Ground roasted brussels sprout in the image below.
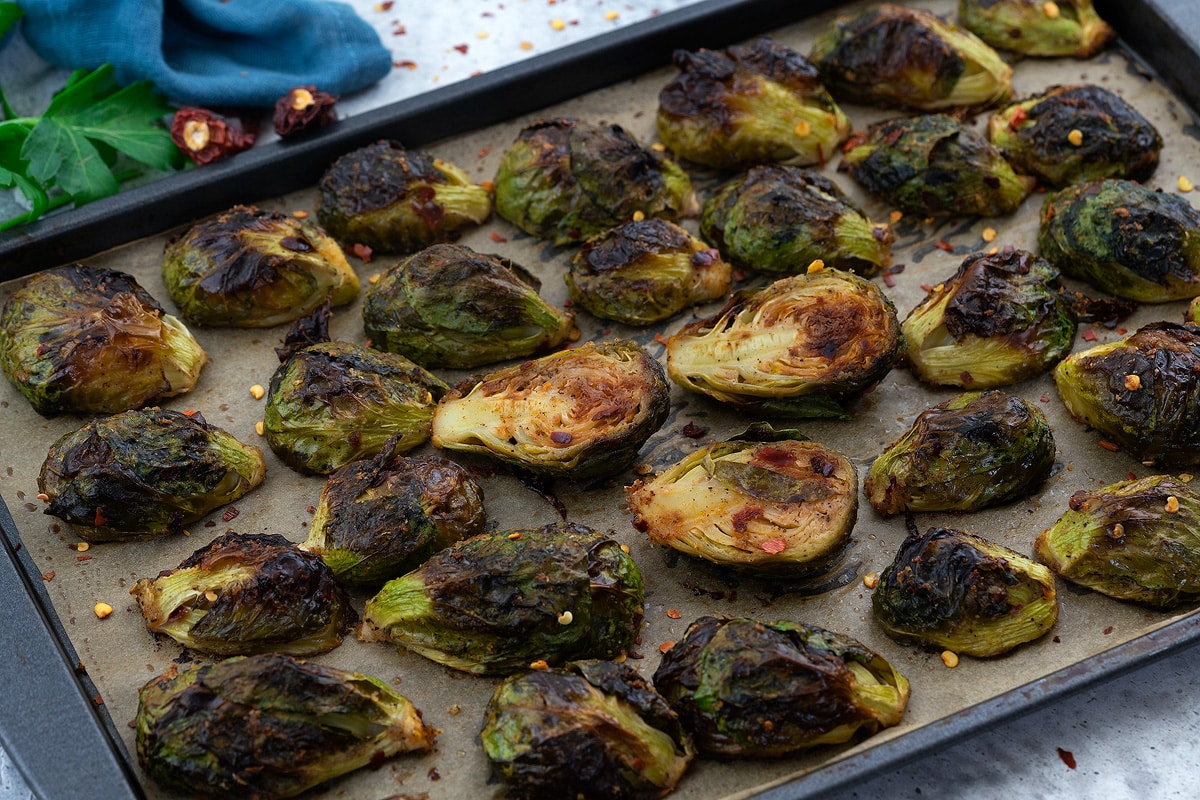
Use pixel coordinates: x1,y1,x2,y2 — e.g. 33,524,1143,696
653,616,910,757
136,653,434,800
809,4,1012,110
655,37,851,170
362,242,574,368
627,425,857,575
0,264,206,416
493,118,697,246
130,532,351,656
902,248,1076,387
840,114,1035,217
302,438,486,587
161,205,360,328
481,660,694,800
864,390,1056,516
700,165,893,276
263,341,448,475
37,408,265,542
989,85,1161,188
1038,179,1200,302
872,525,1058,657
360,522,645,674
431,339,670,479
565,218,731,325
666,269,902,418
1036,475,1200,608
316,139,491,253
1053,322,1200,467
960,0,1115,57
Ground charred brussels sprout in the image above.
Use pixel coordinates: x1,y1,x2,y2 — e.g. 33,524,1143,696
363,243,574,368
38,408,265,542
701,165,893,276
316,140,491,253
653,616,910,757
1053,322,1200,467
864,390,1056,516
1038,179,1200,302
360,522,645,674
960,0,1115,57
136,653,434,799
810,4,1012,110
841,114,1034,217
989,85,1161,188
627,426,857,575
130,532,351,656
873,526,1058,656
566,218,731,325
303,439,486,587
0,264,206,416
902,248,1076,387
656,37,851,170
481,660,694,799
493,118,697,246
666,269,902,419
162,205,360,328
431,339,669,479
1036,475,1200,608
263,341,448,475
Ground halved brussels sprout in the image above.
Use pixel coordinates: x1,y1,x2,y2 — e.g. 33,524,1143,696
136,653,434,799
1038,179,1200,302
130,532,351,656
666,269,902,418
840,114,1035,217
959,0,1115,57
653,616,910,757
0,264,206,416
431,339,670,479
360,522,645,675
656,37,851,170
627,425,856,575
989,85,1161,188
566,218,731,326
864,390,1056,516
1036,475,1200,607
700,165,893,276
316,139,491,253
1053,322,1200,467
363,243,574,368
481,660,694,800
162,205,360,327
302,438,487,587
810,3,1012,110
873,525,1058,657
38,408,265,542
493,118,697,246
263,341,448,475
902,248,1076,387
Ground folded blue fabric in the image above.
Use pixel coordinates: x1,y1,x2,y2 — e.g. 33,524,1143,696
17,0,393,107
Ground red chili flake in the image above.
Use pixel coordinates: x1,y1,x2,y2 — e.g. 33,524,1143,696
1098,440,1120,452
1127,471,1137,480
841,131,868,153
731,505,763,533
659,641,675,654
883,272,896,287
478,146,492,157
273,86,338,138
631,517,649,532
94,507,107,526
349,242,374,262
666,608,682,619
1040,395,1051,403
170,107,258,165
1103,626,1114,634
392,24,407,36
680,422,708,439
960,370,974,385
732,268,747,282
1009,107,1028,129
935,239,954,252
222,507,240,522
453,43,469,54
919,283,934,293
654,333,670,346
1081,328,1098,341
489,231,508,243
1057,748,1076,769
307,505,316,514
754,446,796,468
77,555,92,562
550,431,573,445
93,694,104,706
41,571,55,582
394,59,417,68
377,1,394,9
759,537,787,554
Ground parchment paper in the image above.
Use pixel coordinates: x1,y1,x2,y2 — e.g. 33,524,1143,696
2,1,1198,798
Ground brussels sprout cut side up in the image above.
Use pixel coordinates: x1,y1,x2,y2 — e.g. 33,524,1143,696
653,616,910,757
38,407,265,542
959,0,1116,58
136,653,434,800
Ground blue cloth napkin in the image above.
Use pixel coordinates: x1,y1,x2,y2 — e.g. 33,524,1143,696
16,0,394,106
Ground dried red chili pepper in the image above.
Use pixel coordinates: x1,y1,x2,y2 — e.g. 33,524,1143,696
170,107,259,165
273,86,338,138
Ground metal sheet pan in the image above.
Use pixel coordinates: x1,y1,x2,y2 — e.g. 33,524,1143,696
2,1,1199,799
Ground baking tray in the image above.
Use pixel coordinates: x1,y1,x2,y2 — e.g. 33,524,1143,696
2,1,1199,799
